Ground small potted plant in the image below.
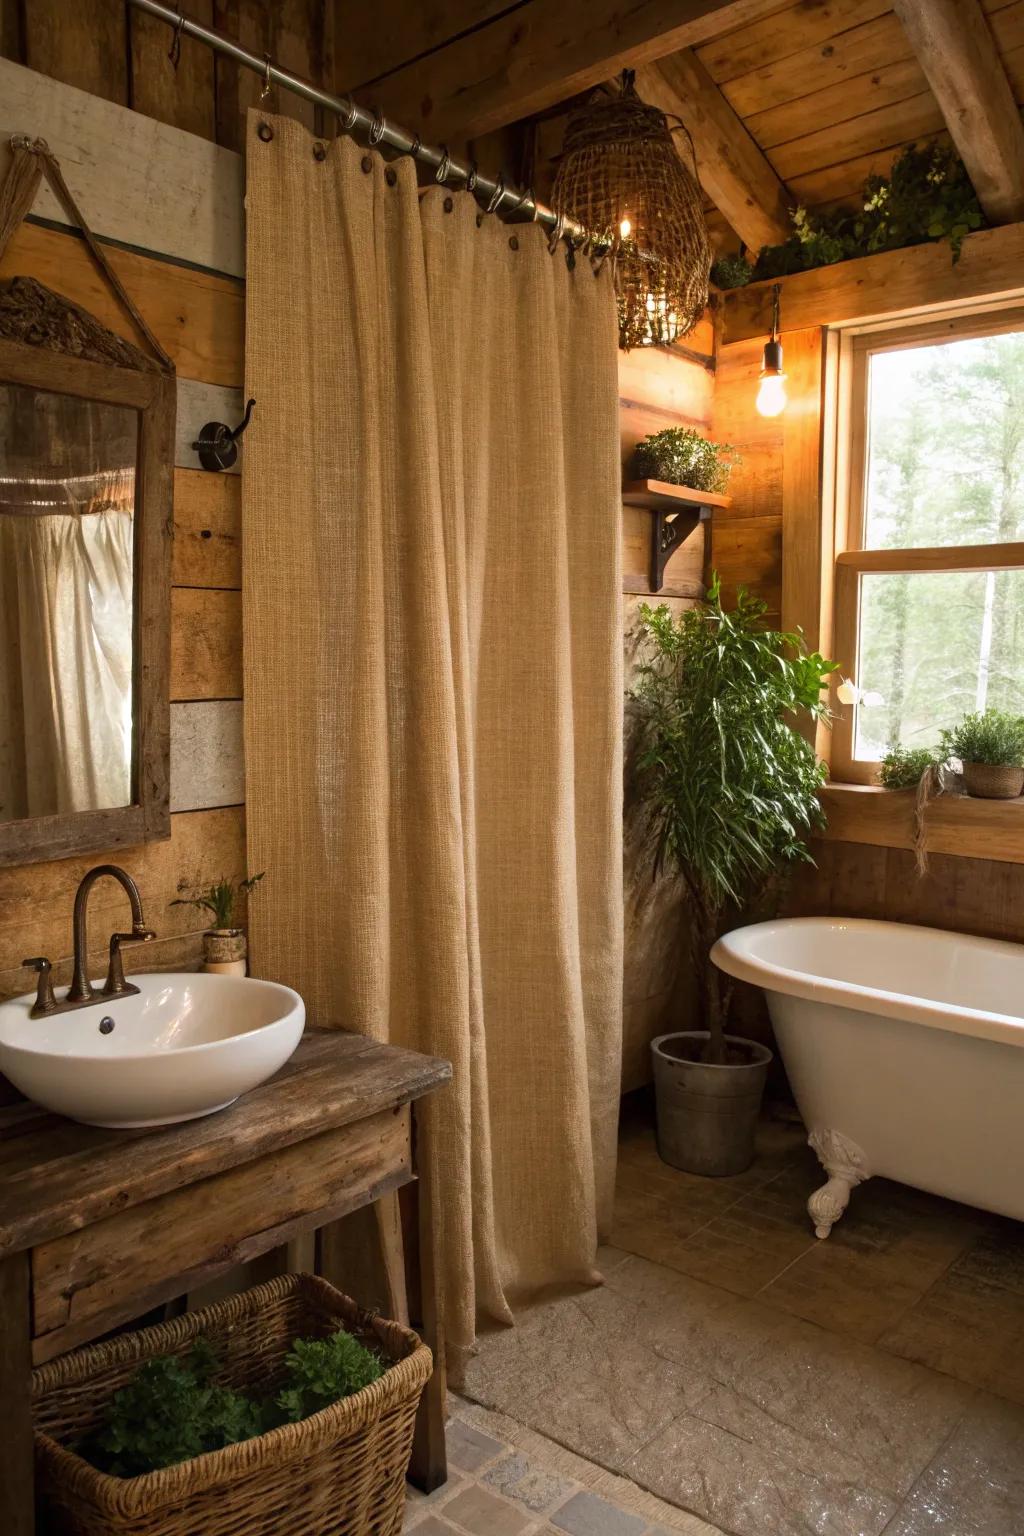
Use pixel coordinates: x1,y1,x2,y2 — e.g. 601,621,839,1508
629,426,737,494
630,580,834,1176
940,709,1024,799
172,872,265,975
878,744,936,790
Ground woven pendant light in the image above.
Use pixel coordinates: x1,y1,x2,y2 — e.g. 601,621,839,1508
552,73,712,350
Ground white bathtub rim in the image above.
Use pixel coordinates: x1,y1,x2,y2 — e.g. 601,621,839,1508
710,916,1024,1050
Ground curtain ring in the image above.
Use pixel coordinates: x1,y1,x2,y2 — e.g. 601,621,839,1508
368,108,386,147
409,132,422,161
547,208,566,254
465,160,479,194
435,145,452,184
484,174,506,215
341,95,358,132
168,3,184,69
259,55,272,102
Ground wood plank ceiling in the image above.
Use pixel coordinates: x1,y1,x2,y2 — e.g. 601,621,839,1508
339,0,1024,256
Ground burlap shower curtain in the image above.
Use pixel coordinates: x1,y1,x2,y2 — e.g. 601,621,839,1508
244,115,623,1367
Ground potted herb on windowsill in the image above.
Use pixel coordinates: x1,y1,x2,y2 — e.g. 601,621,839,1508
630,580,835,1176
172,873,265,975
940,710,1024,799
878,745,937,791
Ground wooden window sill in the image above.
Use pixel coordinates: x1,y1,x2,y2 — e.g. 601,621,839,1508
819,782,1024,865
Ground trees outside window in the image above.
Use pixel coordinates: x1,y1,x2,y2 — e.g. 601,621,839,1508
832,317,1024,781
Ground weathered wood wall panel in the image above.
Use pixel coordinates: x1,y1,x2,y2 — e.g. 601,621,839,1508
0,58,244,275
619,338,715,1090
1,2,332,153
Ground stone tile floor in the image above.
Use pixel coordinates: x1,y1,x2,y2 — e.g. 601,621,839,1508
456,1099,1024,1536
405,1400,721,1534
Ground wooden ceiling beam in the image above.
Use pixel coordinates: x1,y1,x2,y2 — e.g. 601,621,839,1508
891,0,1024,224
634,48,792,252
351,0,793,143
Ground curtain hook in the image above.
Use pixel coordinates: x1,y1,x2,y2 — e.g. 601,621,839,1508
465,160,479,194
409,132,422,161
435,145,452,184
485,174,506,215
547,208,566,255
368,108,386,147
259,54,272,102
168,3,184,69
341,94,358,132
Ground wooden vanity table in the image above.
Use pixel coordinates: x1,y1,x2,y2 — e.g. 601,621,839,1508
0,1029,452,1534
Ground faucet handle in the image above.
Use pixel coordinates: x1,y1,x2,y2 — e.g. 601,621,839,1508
103,929,157,997
22,957,57,1017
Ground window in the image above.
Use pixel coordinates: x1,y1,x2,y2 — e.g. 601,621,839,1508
831,311,1024,783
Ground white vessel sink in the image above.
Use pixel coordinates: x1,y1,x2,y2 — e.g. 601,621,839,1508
0,973,305,1128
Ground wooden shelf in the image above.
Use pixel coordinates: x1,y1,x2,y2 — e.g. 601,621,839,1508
621,480,731,594
622,479,732,512
819,782,1024,866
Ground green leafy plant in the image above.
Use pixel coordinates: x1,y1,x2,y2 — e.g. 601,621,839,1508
940,709,1024,766
275,1333,383,1423
749,142,985,283
710,252,754,290
878,744,936,790
629,427,737,494
630,579,835,1063
171,872,265,930
83,1342,262,1477
83,1330,384,1478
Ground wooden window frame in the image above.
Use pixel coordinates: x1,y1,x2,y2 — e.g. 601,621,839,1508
830,307,1024,785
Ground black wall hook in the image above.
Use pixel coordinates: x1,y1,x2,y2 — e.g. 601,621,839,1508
193,397,255,471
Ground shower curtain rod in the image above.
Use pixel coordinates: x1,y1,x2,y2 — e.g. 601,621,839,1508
127,0,597,248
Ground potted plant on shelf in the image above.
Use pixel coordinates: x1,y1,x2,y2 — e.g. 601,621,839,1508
940,709,1024,799
629,426,736,494
172,872,265,975
630,579,835,1176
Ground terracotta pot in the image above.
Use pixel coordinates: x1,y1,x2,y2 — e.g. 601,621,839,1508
202,928,247,976
961,762,1024,799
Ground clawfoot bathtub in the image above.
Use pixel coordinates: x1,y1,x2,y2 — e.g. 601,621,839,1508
711,918,1024,1237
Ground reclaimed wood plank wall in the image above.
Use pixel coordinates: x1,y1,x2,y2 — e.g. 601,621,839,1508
0,0,333,153
618,321,716,1091
0,53,257,1001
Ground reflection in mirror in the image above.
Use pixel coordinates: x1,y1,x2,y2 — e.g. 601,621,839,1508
0,384,139,824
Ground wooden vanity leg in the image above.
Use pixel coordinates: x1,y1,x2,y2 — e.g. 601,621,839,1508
407,1106,447,1493
0,1250,34,1536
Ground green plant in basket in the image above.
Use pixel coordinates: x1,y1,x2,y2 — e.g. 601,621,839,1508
940,709,1024,766
629,427,737,495
82,1330,384,1477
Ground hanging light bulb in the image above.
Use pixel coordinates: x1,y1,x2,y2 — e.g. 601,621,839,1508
756,282,788,417
619,214,632,239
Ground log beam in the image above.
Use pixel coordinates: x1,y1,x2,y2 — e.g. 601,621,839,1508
634,48,792,251
892,0,1024,224
349,0,793,142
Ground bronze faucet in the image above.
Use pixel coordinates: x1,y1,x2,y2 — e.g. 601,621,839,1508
23,864,156,1019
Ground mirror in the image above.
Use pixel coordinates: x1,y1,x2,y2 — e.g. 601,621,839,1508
0,386,138,822
0,279,174,866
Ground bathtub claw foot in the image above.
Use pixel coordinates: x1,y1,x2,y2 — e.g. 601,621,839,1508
807,1130,870,1239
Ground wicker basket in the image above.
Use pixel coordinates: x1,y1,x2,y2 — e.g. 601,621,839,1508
961,761,1024,798
32,1273,433,1536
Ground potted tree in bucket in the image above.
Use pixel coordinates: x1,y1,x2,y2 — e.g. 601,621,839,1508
630,581,834,1175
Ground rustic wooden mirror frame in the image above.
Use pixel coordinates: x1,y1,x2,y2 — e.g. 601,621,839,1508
0,285,175,867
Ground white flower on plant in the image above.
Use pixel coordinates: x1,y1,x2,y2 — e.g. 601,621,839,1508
837,677,885,707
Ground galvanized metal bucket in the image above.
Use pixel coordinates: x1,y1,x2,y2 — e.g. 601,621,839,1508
651,1031,773,1177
